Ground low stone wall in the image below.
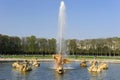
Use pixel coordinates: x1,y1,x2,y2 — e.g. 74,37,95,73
0,58,120,63
0,58,53,62
71,59,120,63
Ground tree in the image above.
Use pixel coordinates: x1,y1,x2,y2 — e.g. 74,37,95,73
68,39,77,55
26,35,38,54
8,36,21,54
38,38,48,55
48,38,56,54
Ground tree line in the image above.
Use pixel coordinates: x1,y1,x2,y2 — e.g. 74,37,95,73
0,34,56,55
71,38,120,56
0,34,120,56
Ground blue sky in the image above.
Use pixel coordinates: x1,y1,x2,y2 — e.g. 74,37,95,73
0,0,120,40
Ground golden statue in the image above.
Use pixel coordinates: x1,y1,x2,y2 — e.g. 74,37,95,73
52,52,70,74
80,59,87,67
12,60,32,72
88,59,108,73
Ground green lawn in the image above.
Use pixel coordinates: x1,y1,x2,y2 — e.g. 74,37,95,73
1,55,120,60
1,55,52,59
68,55,120,60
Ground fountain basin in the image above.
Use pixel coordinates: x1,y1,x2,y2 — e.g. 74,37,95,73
0,61,120,80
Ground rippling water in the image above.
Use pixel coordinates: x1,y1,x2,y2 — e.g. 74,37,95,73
0,61,120,80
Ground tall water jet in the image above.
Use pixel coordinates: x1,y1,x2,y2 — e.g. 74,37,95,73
52,1,70,74
57,1,67,55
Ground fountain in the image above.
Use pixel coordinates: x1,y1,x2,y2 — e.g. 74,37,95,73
12,59,40,72
12,60,32,72
1,61,119,80
52,1,70,74
57,1,67,55
88,59,108,73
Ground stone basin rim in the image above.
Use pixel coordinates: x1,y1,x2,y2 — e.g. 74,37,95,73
0,58,120,63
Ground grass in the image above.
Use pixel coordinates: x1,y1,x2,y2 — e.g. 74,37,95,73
1,55,52,59
68,55,120,60
1,55,120,60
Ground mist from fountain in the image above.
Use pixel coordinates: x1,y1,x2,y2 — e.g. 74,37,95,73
57,1,67,57
51,1,75,70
